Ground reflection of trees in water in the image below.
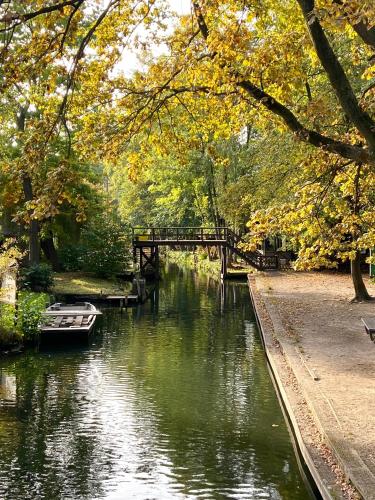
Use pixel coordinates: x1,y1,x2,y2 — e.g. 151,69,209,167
0,351,112,499
0,265,310,499
105,265,309,498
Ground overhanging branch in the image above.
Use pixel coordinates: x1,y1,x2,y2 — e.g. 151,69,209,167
0,0,83,24
191,1,374,165
332,0,375,50
297,0,375,151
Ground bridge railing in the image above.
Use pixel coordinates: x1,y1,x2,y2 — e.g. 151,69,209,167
132,227,229,243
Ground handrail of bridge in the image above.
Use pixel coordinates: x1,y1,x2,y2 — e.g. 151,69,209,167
132,227,230,242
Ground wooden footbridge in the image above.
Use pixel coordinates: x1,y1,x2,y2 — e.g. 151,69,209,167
132,227,280,279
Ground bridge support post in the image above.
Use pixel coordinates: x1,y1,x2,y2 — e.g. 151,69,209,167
220,246,227,281
134,244,160,280
153,245,159,279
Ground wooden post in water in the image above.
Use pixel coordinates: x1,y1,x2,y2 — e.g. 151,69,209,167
154,245,159,279
220,246,227,281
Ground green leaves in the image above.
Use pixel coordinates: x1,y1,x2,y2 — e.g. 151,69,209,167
75,210,131,278
16,291,50,341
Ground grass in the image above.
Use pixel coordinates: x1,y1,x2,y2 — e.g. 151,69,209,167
52,272,131,295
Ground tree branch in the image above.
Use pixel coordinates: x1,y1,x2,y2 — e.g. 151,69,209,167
191,1,374,165
59,0,84,52
0,1,83,24
351,21,375,51
332,0,375,50
296,0,375,152
49,0,118,138
237,80,372,164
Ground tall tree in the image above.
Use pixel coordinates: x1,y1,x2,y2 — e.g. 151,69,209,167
79,0,373,299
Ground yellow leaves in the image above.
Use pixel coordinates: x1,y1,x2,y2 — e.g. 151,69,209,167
126,151,142,182
363,64,375,81
316,0,375,31
0,240,23,275
245,151,375,270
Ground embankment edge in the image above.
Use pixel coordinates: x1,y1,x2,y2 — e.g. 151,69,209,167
248,275,348,500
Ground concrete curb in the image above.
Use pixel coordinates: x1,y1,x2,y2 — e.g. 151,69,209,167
248,275,350,500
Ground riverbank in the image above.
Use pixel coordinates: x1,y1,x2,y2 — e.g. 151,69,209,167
0,273,128,351
249,271,375,500
166,250,221,275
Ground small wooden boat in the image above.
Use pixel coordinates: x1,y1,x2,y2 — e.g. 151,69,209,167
39,302,102,338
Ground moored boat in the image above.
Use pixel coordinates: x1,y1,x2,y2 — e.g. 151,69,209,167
39,302,102,338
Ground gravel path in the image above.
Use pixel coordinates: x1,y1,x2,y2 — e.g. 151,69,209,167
252,271,375,500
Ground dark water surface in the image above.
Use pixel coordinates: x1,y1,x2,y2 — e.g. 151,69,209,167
0,265,313,499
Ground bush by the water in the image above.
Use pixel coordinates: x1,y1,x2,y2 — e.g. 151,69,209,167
167,250,221,276
0,303,21,345
0,292,49,344
16,291,50,341
20,263,54,291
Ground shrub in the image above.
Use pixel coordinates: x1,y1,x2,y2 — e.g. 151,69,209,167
58,244,84,272
198,251,208,261
0,303,15,331
20,263,54,291
58,212,131,278
80,213,131,278
16,291,50,341
0,303,21,346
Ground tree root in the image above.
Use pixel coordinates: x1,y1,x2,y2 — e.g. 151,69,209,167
350,295,374,303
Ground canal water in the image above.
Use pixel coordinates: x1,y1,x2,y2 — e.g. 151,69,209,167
0,265,313,499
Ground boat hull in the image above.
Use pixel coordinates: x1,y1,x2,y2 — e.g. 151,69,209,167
39,302,100,342
40,320,96,337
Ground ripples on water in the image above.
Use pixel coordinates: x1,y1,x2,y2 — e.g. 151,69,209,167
0,265,312,499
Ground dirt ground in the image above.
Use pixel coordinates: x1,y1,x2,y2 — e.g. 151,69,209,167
252,271,375,500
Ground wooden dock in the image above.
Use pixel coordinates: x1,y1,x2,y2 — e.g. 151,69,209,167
106,294,139,307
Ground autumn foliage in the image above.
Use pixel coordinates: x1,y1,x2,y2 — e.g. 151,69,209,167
0,1,374,298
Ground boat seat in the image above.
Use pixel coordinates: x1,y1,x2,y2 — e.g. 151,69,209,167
53,317,63,328
73,315,84,327
62,317,74,326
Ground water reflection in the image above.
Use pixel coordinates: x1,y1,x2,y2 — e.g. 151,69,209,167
0,264,312,499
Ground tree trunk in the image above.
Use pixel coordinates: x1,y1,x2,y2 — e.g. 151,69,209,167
351,252,371,301
23,176,40,266
41,234,61,271
17,105,40,266
1,206,19,238
29,220,40,266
